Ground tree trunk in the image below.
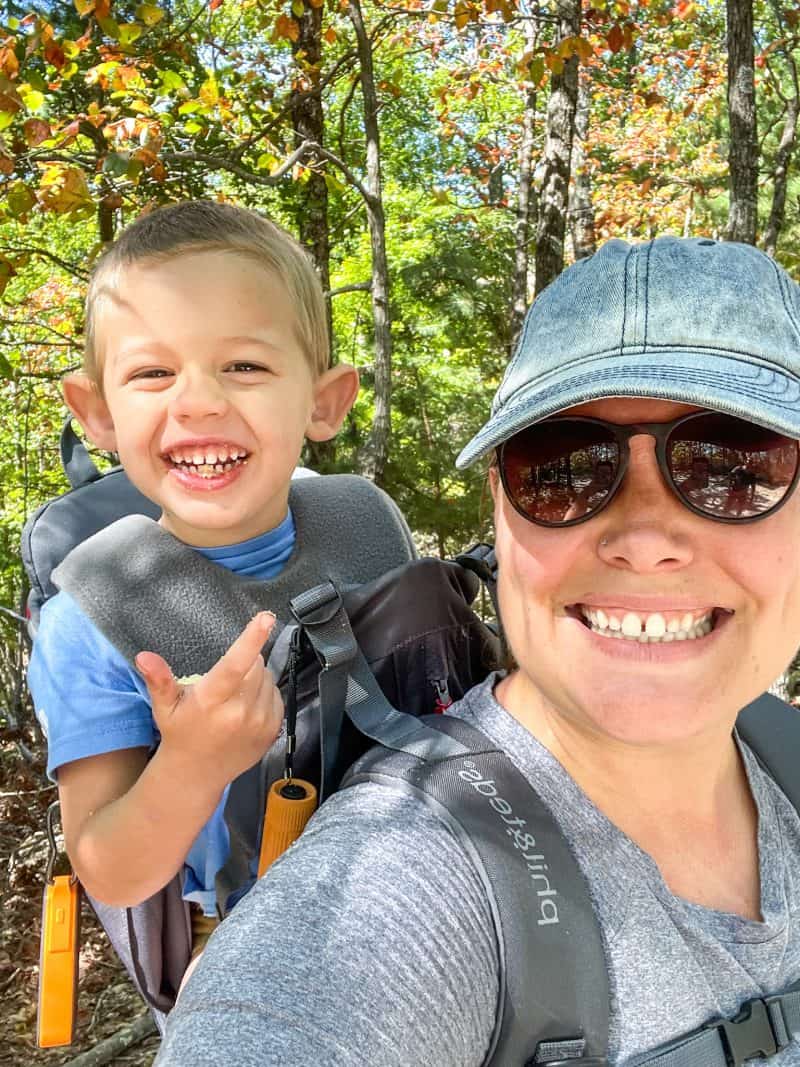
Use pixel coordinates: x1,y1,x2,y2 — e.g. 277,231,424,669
534,0,581,294
568,75,596,261
725,0,758,244
349,0,392,486
290,0,336,470
290,1,331,309
509,18,538,350
762,13,799,258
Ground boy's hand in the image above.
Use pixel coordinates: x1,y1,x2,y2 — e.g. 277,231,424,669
135,612,283,788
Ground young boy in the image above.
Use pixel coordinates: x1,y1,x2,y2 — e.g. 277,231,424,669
27,201,362,947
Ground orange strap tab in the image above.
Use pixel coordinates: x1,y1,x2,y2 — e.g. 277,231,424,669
258,778,318,877
37,875,81,1048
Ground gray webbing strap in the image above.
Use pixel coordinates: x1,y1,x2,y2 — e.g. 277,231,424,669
59,417,101,489
290,581,468,798
736,692,800,813
632,987,800,1067
455,543,499,620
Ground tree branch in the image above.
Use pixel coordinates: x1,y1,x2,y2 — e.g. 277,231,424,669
327,281,372,298
60,1014,157,1067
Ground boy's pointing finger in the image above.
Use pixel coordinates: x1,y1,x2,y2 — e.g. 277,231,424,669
197,611,276,705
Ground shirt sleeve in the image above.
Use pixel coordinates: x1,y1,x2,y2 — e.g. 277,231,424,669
155,782,499,1067
27,591,155,779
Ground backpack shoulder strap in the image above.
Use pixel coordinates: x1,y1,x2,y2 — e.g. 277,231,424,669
736,692,800,812
49,473,417,678
343,716,609,1067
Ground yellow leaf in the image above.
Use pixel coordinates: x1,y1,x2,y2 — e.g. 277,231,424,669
20,88,45,112
199,77,219,105
136,4,165,25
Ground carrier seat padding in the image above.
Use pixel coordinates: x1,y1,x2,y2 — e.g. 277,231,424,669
51,473,417,678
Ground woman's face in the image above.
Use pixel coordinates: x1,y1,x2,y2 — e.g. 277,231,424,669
492,397,800,747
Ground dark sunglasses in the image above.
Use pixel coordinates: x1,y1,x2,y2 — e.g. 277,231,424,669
497,411,800,527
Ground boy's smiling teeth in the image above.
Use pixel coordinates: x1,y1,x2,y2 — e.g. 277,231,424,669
166,446,249,477
578,605,715,642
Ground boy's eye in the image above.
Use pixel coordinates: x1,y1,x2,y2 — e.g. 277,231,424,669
130,368,172,380
227,361,268,373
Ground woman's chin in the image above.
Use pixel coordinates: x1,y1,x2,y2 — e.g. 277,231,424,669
563,682,741,747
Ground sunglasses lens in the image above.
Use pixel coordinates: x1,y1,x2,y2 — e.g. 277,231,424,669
668,414,800,519
500,421,620,524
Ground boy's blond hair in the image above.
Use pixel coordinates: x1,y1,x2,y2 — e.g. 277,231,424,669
84,200,329,383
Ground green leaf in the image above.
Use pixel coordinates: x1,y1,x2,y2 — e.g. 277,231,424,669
324,172,347,194
102,151,130,177
119,23,143,46
7,181,36,217
98,16,121,39
292,0,305,16
528,56,545,83
26,70,47,92
0,351,13,377
159,70,186,92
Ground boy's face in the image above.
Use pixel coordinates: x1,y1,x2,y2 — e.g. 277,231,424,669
71,251,353,547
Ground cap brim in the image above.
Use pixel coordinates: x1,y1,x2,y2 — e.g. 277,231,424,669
456,349,800,468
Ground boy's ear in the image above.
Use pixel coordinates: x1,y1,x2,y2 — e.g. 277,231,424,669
306,363,360,441
62,372,118,452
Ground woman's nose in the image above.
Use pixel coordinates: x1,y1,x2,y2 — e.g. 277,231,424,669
597,437,695,572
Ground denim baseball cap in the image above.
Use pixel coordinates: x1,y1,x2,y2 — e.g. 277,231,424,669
456,236,800,468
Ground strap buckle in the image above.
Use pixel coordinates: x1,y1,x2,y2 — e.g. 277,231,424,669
289,580,343,627
708,996,786,1066
455,542,498,584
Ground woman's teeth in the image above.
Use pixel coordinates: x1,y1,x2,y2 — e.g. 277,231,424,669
579,607,714,642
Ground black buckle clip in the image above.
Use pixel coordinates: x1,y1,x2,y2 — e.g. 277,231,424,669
710,996,786,1066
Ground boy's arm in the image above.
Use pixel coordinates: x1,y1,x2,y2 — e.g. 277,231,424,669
58,611,283,907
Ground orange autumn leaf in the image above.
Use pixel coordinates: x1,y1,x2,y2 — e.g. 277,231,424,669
44,40,67,69
23,117,51,145
606,23,624,52
274,13,300,41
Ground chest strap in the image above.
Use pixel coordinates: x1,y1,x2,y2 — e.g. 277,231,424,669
631,986,800,1067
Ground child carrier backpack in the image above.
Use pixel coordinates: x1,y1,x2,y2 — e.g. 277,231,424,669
24,421,800,1064
23,419,503,1037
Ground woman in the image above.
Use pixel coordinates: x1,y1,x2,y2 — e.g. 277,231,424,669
155,237,800,1066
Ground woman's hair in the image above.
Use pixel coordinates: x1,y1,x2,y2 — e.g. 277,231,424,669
83,200,329,384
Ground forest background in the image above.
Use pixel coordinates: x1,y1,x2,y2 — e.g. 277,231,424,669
1,0,800,1061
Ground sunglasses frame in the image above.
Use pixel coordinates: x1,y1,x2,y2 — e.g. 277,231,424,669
497,411,800,528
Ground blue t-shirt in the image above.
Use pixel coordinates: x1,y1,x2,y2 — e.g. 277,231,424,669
27,512,296,915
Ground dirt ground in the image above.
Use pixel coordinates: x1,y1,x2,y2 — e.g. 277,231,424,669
1,733,159,1067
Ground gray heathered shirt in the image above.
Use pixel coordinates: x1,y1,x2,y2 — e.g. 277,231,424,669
155,674,800,1066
